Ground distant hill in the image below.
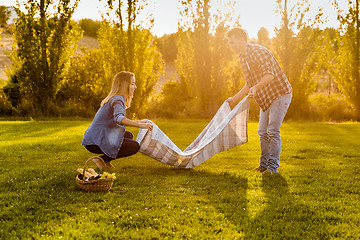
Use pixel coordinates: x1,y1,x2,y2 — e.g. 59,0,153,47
0,34,100,82
76,35,99,52
0,34,176,91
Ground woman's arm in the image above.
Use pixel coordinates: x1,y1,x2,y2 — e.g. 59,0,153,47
121,118,153,130
111,96,152,131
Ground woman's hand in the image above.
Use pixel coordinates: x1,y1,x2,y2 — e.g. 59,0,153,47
140,122,153,131
137,119,153,130
121,118,153,130
138,119,149,124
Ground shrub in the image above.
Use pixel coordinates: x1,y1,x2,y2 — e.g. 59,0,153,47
0,89,19,116
148,80,195,119
56,48,106,117
309,93,356,121
79,18,101,38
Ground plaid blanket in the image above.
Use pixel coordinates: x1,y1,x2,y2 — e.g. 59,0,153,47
136,96,249,168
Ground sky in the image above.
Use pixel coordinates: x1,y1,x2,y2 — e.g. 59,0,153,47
2,0,346,38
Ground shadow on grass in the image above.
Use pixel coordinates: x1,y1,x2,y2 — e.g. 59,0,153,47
239,174,329,239
0,164,329,239
138,167,329,239
110,166,329,238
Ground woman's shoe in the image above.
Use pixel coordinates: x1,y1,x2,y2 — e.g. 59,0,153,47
106,162,115,170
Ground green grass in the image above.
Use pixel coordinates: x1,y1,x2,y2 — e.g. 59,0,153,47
1,120,359,239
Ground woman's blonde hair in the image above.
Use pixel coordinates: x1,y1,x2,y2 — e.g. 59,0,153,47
100,71,135,108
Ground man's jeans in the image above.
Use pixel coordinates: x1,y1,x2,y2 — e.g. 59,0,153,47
257,93,292,173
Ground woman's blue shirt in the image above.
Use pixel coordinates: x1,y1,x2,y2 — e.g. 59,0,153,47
82,95,126,158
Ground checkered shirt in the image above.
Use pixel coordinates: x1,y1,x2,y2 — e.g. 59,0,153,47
239,44,292,111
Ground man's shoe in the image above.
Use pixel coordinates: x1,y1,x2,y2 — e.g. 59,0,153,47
262,169,278,175
253,166,266,172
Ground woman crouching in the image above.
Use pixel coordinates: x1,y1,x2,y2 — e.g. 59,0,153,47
82,71,152,170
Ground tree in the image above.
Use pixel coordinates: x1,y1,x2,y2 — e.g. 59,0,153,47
0,6,11,27
79,18,101,38
98,0,163,117
56,47,106,116
273,0,324,119
173,0,241,117
332,0,360,119
300,28,338,97
156,33,179,64
257,27,271,48
5,0,81,115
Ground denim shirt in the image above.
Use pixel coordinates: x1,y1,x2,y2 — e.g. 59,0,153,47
82,95,127,158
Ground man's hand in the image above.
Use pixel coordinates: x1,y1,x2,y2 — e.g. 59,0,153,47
248,85,259,97
226,97,237,109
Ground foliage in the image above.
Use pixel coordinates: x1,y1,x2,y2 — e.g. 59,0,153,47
0,5,11,27
331,0,360,119
56,47,106,117
4,0,82,116
79,18,101,38
256,27,271,48
149,80,194,118
296,1,360,120
300,28,337,97
1,121,360,239
171,0,242,118
0,89,19,116
156,33,178,63
309,93,357,121
1,1,360,121
272,0,326,119
98,0,164,117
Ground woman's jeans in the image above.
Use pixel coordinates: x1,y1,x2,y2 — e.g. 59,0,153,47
257,93,292,173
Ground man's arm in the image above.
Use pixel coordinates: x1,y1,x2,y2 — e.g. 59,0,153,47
248,73,274,96
226,83,249,108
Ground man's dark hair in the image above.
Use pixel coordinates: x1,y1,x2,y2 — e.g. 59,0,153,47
225,27,248,42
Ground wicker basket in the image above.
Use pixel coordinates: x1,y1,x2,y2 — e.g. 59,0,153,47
76,156,114,192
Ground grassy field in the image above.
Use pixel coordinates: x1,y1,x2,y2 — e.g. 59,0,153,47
0,120,359,239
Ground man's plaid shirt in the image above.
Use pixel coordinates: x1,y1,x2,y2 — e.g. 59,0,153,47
239,43,292,111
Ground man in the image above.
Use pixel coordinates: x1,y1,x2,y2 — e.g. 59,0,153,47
226,27,292,174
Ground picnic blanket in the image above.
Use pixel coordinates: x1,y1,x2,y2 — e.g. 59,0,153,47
136,96,249,168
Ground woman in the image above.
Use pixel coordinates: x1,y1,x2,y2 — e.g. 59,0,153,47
82,71,152,170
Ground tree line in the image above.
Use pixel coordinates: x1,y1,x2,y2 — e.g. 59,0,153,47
0,0,359,121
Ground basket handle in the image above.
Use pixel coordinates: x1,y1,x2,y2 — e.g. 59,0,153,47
82,156,107,182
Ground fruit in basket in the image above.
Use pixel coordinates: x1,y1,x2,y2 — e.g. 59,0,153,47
108,173,116,179
100,172,116,179
101,172,108,179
